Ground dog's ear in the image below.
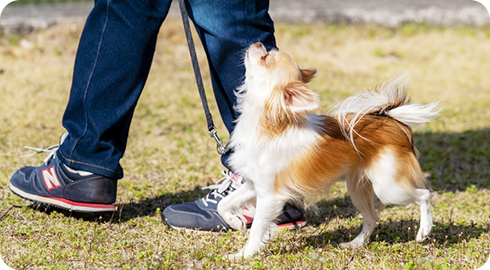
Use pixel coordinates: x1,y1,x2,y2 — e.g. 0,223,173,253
301,68,317,84
284,81,319,113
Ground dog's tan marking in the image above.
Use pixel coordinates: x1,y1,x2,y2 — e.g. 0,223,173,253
273,115,426,197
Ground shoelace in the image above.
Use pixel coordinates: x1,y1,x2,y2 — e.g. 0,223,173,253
201,170,237,207
22,144,60,165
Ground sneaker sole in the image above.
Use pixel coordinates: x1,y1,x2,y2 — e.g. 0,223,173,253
165,217,307,233
10,183,116,213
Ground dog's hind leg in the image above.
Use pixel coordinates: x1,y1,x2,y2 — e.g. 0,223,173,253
365,148,433,243
218,181,256,232
414,188,433,242
340,173,378,249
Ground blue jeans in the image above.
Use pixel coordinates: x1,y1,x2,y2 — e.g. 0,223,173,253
57,0,276,179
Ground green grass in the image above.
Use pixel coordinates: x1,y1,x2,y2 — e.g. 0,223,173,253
1,20,490,269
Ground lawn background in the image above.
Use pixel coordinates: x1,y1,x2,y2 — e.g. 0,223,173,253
0,16,489,269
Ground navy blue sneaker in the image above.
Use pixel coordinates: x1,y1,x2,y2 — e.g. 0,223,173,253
162,170,306,232
9,133,117,213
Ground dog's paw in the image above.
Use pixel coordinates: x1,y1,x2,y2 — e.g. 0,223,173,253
227,253,242,260
416,227,430,242
227,250,245,260
339,231,371,249
339,241,362,249
217,205,247,232
224,213,248,232
339,239,366,249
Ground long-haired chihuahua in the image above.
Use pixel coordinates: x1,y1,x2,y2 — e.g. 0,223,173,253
217,42,440,259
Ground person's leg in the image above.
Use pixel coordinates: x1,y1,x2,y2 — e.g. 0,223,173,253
10,0,172,212
163,0,306,231
186,0,276,132
59,0,173,179
185,0,276,168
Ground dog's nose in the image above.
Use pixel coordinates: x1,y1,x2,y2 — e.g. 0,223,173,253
249,42,266,54
252,42,263,48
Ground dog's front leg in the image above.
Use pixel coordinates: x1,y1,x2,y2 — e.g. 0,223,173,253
230,194,285,259
217,181,256,232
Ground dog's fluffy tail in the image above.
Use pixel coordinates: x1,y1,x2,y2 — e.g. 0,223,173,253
333,75,441,144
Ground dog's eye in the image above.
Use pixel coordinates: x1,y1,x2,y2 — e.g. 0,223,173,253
261,54,269,60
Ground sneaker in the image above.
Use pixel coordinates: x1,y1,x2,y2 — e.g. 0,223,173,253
9,133,117,213
162,170,307,232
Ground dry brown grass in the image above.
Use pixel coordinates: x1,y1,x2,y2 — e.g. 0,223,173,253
0,19,489,269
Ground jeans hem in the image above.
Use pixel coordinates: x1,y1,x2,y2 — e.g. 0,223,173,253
57,149,122,179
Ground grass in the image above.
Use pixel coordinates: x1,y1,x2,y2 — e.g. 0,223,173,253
0,20,490,269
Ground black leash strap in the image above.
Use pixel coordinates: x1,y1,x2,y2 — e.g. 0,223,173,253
178,0,227,155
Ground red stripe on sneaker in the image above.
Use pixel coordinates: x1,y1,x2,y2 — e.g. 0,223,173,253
277,217,307,228
50,197,115,209
9,183,115,212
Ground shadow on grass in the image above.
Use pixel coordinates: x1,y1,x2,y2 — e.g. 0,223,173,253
279,218,489,256
298,197,489,251
415,128,490,192
262,195,490,257
26,187,208,223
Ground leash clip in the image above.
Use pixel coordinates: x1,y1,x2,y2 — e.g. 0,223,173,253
179,0,227,156
208,126,227,155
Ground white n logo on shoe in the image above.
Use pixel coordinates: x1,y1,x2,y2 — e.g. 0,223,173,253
42,166,61,191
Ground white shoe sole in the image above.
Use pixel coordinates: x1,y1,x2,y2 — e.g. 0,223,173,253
10,183,116,213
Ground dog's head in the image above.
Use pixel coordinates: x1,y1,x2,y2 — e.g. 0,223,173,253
243,42,319,134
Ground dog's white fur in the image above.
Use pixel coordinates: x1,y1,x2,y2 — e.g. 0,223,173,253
217,43,439,259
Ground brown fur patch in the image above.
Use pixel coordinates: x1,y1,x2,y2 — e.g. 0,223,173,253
274,114,426,198
260,86,307,138
300,69,316,84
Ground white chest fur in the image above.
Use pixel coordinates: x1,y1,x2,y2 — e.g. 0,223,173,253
228,107,322,192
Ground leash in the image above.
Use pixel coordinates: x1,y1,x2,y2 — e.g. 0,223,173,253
178,0,227,155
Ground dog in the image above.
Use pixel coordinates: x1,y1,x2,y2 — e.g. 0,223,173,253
217,42,440,259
